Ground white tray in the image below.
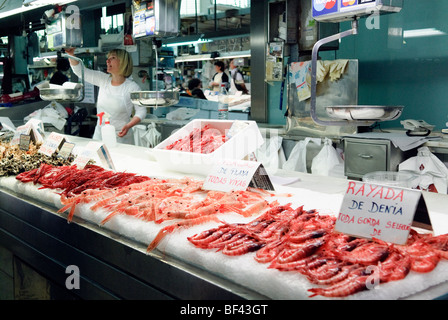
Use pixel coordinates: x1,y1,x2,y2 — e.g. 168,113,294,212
152,119,264,175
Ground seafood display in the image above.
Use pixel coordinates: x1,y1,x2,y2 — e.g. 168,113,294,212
165,124,226,154
188,203,448,298
15,163,272,252
4,148,448,299
0,141,74,177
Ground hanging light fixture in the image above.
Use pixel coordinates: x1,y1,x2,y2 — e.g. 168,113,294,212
163,38,212,48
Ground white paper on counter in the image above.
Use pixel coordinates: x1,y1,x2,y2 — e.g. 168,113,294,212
270,175,301,186
422,191,448,236
345,132,441,152
0,117,16,131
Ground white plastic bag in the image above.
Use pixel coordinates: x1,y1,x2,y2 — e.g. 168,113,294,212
254,136,286,172
134,122,161,148
144,122,162,148
133,124,147,147
166,107,199,120
24,101,68,130
399,146,448,194
311,138,344,176
283,137,320,173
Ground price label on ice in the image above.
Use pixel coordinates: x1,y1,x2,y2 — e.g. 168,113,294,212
72,148,94,169
203,159,274,192
85,141,116,171
58,142,75,160
19,134,31,151
335,181,431,245
39,132,66,157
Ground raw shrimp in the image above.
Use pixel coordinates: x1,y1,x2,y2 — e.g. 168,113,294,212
146,215,220,253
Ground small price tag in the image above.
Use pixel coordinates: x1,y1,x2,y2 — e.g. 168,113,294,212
335,181,432,245
203,159,274,192
38,132,66,157
72,148,95,169
19,134,31,151
85,141,116,171
58,142,75,160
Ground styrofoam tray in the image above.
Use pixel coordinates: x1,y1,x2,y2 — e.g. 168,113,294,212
152,119,264,175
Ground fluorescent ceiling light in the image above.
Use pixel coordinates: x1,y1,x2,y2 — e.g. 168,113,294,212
174,50,251,63
215,50,251,60
163,39,212,48
0,0,77,19
403,28,446,39
175,53,213,63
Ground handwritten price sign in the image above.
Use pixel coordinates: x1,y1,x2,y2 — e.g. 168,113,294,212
335,181,430,245
38,132,66,157
203,159,274,192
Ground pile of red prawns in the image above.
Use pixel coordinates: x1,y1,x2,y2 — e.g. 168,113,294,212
16,163,151,197
188,203,448,298
165,124,226,154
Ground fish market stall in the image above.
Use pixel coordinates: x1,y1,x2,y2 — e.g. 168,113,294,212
2,131,448,300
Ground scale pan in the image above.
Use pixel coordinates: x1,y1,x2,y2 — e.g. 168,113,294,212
130,91,179,107
326,105,404,122
39,86,84,102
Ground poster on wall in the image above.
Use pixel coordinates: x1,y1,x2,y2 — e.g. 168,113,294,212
132,1,155,38
266,42,284,82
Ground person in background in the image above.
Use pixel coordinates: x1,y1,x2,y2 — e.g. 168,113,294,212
49,57,70,85
188,78,207,99
65,47,146,145
229,59,248,95
209,61,229,92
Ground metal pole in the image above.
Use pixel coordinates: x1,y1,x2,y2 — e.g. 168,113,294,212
310,19,372,126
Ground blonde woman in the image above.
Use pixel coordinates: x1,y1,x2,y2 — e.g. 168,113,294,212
65,48,146,145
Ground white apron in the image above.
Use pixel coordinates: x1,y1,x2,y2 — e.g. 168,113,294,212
93,86,134,145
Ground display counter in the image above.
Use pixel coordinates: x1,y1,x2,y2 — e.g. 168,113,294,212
1,135,448,300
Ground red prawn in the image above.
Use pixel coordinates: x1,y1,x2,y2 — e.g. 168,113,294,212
308,274,369,298
337,240,389,266
146,215,220,253
424,234,448,260
221,235,264,256
187,226,232,249
405,240,440,273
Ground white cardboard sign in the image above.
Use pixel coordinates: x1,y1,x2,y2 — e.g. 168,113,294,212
58,141,76,160
85,141,116,171
335,181,431,245
11,124,36,146
38,132,66,157
202,159,274,192
72,148,95,170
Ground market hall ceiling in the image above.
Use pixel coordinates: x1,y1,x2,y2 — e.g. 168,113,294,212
0,0,250,37
0,0,128,36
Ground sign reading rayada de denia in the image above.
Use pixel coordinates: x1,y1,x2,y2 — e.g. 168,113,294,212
335,181,432,245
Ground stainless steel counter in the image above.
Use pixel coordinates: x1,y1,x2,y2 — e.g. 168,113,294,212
0,183,267,300
1,135,448,300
